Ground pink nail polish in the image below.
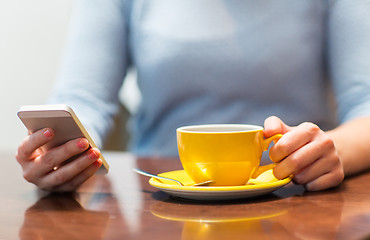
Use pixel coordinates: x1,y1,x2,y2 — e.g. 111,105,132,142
94,159,102,167
43,129,52,138
88,151,99,160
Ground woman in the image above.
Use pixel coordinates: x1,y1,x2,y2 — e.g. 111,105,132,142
16,0,370,192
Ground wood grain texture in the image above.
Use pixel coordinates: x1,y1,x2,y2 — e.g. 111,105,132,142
1,151,370,240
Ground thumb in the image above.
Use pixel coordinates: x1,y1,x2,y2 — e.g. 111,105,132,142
263,116,292,138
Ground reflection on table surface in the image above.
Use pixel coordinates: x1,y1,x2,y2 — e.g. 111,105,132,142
19,193,110,239
1,151,370,240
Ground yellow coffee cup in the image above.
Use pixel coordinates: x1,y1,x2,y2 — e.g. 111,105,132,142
176,124,282,186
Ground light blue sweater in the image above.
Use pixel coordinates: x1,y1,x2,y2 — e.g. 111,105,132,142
50,0,370,156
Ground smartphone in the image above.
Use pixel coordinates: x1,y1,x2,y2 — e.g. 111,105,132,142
17,104,109,174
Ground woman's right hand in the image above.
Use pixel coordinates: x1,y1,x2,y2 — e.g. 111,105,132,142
15,128,102,192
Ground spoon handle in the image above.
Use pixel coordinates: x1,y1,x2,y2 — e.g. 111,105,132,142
133,168,184,186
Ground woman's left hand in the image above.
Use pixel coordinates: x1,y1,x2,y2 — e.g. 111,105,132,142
264,116,344,191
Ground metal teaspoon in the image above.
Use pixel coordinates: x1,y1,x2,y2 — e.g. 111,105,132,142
133,168,214,186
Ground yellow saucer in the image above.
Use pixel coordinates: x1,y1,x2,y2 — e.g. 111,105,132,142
149,169,292,201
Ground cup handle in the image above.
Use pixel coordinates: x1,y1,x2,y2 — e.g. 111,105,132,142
251,133,283,179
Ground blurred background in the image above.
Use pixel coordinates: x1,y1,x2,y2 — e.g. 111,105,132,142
0,0,74,153
0,0,138,153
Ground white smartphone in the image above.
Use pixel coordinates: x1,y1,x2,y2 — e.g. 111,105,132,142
17,104,109,174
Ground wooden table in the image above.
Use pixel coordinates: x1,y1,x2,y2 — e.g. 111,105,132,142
1,151,370,240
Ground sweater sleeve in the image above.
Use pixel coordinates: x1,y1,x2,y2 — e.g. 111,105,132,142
49,0,130,148
328,0,370,123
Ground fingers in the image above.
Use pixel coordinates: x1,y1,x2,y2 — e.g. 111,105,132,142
36,148,102,191
16,128,54,165
269,122,321,164
39,138,90,175
265,119,344,191
303,168,344,191
291,146,344,191
272,139,325,179
52,159,102,192
23,138,91,182
271,122,332,179
16,128,102,192
264,116,292,137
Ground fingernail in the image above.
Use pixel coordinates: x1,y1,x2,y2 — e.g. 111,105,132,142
88,150,99,160
94,159,102,167
77,138,89,149
43,129,53,138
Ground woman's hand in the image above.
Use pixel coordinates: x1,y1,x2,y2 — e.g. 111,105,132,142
15,128,102,192
264,116,344,191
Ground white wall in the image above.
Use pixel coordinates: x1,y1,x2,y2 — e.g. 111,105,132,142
0,0,75,152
